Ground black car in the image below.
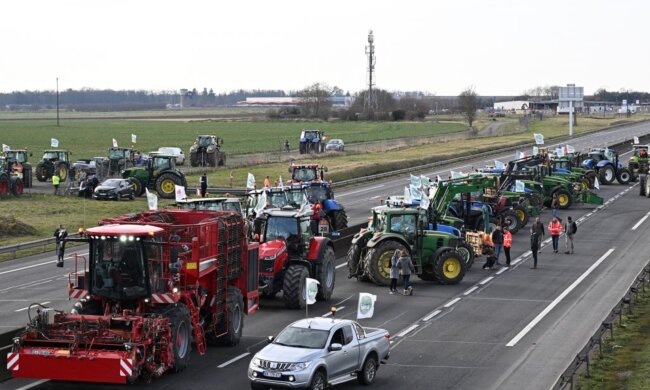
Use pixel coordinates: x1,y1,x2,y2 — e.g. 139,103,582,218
93,178,135,201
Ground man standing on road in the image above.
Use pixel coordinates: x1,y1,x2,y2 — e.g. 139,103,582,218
491,225,504,266
548,216,563,253
397,250,415,295
52,173,60,195
551,193,560,219
503,227,513,266
199,173,208,198
54,225,68,267
530,217,545,269
564,216,577,254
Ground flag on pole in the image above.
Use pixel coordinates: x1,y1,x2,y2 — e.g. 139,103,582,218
175,185,187,201
145,188,158,210
2,144,9,153
305,278,320,305
534,133,544,145
403,186,412,203
112,138,118,148
420,194,430,210
515,180,525,193
410,174,421,189
131,134,137,144
566,145,575,154
278,176,284,188
254,191,268,215
356,293,377,319
594,177,600,190
51,138,59,148
556,147,565,157
532,146,539,156
246,173,256,189
494,160,505,170
420,175,430,189
634,136,640,144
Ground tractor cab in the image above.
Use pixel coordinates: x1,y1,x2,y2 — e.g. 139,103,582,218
149,154,175,173
5,149,31,164
284,184,310,209
289,163,326,183
196,135,222,150
108,147,136,160
176,197,243,214
42,150,70,163
259,207,313,257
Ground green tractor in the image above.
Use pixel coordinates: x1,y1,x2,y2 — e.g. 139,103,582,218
0,157,24,196
104,147,139,176
3,149,33,188
35,150,72,182
347,206,466,286
122,154,187,199
628,144,649,182
189,135,226,167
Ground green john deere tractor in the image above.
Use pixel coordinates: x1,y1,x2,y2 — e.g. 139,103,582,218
35,150,71,182
105,147,139,176
122,154,187,199
347,206,465,286
628,144,649,182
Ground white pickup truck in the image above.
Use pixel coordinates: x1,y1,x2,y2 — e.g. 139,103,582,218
248,317,390,390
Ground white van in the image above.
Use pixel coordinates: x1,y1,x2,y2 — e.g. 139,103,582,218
157,147,185,166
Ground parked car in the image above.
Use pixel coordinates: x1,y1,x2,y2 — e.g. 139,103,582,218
325,139,345,152
93,178,135,200
158,147,185,166
248,317,390,389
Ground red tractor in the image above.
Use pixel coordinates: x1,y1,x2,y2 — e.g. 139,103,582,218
8,209,259,384
254,206,336,309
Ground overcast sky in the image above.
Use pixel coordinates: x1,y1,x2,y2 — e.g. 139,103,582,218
2,0,648,95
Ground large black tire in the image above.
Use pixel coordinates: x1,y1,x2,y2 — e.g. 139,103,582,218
57,163,69,182
166,304,192,372
585,170,597,188
207,152,216,167
10,177,23,196
640,175,647,196
364,240,407,286
299,143,306,154
216,287,244,346
617,168,632,185
347,242,372,282
130,177,145,197
190,153,199,167
456,242,475,270
528,192,544,208
554,188,573,209
357,353,378,385
309,369,327,390
513,204,530,227
331,209,348,231
23,165,32,188
500,209,521,234
598,165,615,185
217,153,226,167
316,246,335,301
0,174,9,196
282,265,309,309
433,250,466,285
71,299,102,315
156,172,184,199
35,162,48,182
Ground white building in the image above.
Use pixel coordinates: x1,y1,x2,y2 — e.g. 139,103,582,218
493,100,530,111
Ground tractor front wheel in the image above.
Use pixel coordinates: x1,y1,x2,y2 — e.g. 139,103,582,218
331,209,348,231
156,173,183,199
598,165,615,185
316,246,335,301
617,168,632,185
513,204,530,227
554,188,573,209
282,265,309,309
456,242,475,270
167,304,192,372
500,209,521,234
129,177,145,197
347,242,371,282
57,163,69,182
364,241,406,286
35,163,48,182
11,177,23,196
433,250,466,285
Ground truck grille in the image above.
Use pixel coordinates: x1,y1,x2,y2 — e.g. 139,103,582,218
258,359,291,371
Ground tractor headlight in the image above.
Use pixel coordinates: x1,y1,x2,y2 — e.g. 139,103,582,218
287,361,311,371
263,254,277,261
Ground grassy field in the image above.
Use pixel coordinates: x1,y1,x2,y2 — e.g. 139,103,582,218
0,119,467,156
0,107,267,119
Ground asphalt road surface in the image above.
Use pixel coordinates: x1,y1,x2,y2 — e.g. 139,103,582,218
2,122,650,390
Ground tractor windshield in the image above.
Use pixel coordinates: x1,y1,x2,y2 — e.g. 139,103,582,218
293,167,318,182
42,152,59,160
7,152,27,163
265,216,299,243
305,186,327,202
90,238,149,300
588,152,604,162
269,192,289,208
152,156,171,170
108,149,126,159
286,189,308,208
303,131,320,140
198,137,212,147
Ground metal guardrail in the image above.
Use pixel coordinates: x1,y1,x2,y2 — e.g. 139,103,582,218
552,262,650,390
0,234,80,259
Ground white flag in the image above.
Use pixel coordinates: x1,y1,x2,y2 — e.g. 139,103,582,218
246,173,256,189
2,144,9,152
51,138,59,148
145,188,158,210
112,138,118,148
532,146,539,156
494,160,505,170
420,175,430,189
356,292,377,320
534,133,544,145
175,185,187,201
556,147,565,157
420,194,430,210
410,174,421,189
404,186,412,203
594,177,600,190
278,176,284,188
515,180,525,193
254,191,268,214
410,183,421,201
131,134,137,144
450,171,465,179
436,175,443,183
566,145,575,154
305,277,320,305
196,187,201,196
634,136,640,145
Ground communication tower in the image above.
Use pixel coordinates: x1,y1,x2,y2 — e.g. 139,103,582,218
364,30,377,114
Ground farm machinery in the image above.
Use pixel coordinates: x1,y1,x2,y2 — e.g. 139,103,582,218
3,149,33,188
189,135,226,167
0,157,24,196
298,129,325,154
35,150,72,182
122,154,187,199
628,144,649,182
253,206,336,309
581,147,632,185
102,147,140,177
8,209,259,384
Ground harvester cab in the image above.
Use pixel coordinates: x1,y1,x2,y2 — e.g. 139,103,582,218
35,149,71,182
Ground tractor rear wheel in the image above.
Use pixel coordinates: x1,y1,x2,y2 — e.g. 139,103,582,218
207,152,216,167
0,174,9,196
640,175,647,196
456,242,475,270
500,210,521,234
167,304,192,372
331,209,348,230
299,143,306,154
190,153,199,167
554,188,573,209
433,250,466,285
57,163,69,182
216,287,244,346
130,177,145,197
585,171,597,187
23,166,32,188
156,173,183,199
364,240,406,286
282,265,309,309
347,242,371,282
598,165,615,184
513,204,530,227
35,163,48,182
11,177,23,196
316,246,335,301
617,168,632,184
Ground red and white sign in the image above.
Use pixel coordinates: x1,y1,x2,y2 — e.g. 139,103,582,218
119,358,133,377
69,289,88,300
151,293,175,304
6,352,19,371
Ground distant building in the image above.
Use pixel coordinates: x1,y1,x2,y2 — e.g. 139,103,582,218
237,96,353,107
493,100,530,111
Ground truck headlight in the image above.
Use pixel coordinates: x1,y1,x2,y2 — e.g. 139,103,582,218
287,361,311,371
251,357,262,367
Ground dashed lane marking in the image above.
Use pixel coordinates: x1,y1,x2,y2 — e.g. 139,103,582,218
443,297,461,308
422,310,442,321
217,352,251,368
479,277,494,285
632,211,650,231
396,324,419,338
463,286,478,296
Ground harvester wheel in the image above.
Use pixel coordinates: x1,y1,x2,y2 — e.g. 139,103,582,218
433,250,466,285
331,209,348,231
130,177,145,197
11,177,23,196
513,204,530,227
282,264,309,309
617,168,632,185
554,188,573,209
316,246,335,301
347,242,371,282
456,242,475,270
57,163,69,182
598,165,615,185
640,175,646,196
156,173,183,199
216,287,244,346
168,304,192,372
364,240,406,286
35,163,48,182
0,174,9,196
71,299,102,315
500,210,521,234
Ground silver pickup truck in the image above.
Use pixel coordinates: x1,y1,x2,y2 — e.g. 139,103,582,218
248,317,390,390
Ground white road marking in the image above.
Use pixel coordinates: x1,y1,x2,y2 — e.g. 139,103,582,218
0,252,88,276
15,301,50,312
335,262,347,269
443,297,461,308
338,184,384,197
217,352,251,368
496,267,508,275
396,324,419,338
478,277,494,285
322,306,346,317
370,195,381,200
19,280,54,289
632,211,650,231
463,286,478,296
15,379,50,390
422,310,442,321
506,248,615,347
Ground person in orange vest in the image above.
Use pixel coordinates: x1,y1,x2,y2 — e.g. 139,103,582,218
263,176,271,188
548,216,563,253
503,227,513,266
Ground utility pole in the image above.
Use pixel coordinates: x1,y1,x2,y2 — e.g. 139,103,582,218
364,30,376,116
56,77,60,127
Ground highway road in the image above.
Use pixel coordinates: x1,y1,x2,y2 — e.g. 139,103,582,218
1,121,650,390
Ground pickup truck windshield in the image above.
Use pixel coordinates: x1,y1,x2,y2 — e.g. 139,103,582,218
274,326,329,349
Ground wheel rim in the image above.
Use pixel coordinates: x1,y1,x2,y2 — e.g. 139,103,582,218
232,303,242,334
457,246,471,265
365,359,377,381
161,179,176,194
325,260,334,288
377,251,394,280
505,216,517,230
442,256,461,279
59,166,67,180
605,169,613,181
176,320,190,358
313,374,325,390
515,209,525,222
558,194,569,207
621,172,630,181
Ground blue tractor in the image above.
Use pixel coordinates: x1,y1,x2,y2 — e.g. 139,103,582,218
289,163,348,230
581,148,631,185
298,129,325,154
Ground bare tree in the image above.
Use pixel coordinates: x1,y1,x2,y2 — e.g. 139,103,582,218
458,87,478,128
296,83,333,119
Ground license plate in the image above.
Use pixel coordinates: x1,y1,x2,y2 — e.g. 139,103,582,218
263,371,282,378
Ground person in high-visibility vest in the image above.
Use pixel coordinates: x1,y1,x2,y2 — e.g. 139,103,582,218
503,227,513,266
548,217,563,253
52,173,60,195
